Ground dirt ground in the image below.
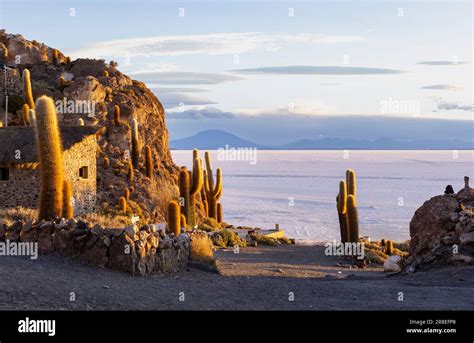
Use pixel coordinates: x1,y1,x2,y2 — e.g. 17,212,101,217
0,244,473,310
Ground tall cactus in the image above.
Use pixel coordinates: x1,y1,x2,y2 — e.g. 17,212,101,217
337,169,359,243
22,104,30,126
347,195,359,242
131,118,139,168
145,145,153,179
204,151,223,220
34,96,64,220
336,180,349,242
346,169,356,203
167,201,181,236
178,166,190,222
217,202,223,223
62,180,73,219
23,69,35,109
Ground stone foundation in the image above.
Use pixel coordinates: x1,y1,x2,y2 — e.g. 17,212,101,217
0,219,191,275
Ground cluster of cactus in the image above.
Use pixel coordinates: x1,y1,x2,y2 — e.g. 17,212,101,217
202,151,223,222
34,96,64,220
178,149,204,226
336,169,359,243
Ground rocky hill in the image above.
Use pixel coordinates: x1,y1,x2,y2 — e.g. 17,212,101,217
0,31,190,223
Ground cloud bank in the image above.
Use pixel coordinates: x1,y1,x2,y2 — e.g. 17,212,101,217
231,66,405,75
70,32,365,58
131,72,242,85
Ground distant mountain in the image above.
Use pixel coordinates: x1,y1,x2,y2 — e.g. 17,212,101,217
170,130,265,149
170,130,474,150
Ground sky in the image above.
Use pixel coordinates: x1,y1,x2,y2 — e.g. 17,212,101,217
1,0,473,144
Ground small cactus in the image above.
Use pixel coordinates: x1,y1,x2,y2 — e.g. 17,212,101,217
62,180,73,219
113,105,121,126
34,96,64,220
77,118,84,126
119,197,127,213
103,156,110,169
124,188,130,202
167,201,181,236
131,119,140,168
385,240,394,255
29,109,36,126
22,104,30,126
102,70,109,77
145,146,153,179
52,49,60,65
23,69,35,109
181,214,187,229
127,161,134,182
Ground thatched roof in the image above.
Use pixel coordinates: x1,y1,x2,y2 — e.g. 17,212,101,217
0,126,101,166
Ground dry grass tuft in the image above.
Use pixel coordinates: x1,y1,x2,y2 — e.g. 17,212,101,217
190,233,215,265
0,207,38,225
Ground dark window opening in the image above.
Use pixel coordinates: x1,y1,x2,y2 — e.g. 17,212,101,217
0,167,9,181
79,166,89,179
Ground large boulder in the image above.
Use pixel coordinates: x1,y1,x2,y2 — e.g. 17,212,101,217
406,180,474,271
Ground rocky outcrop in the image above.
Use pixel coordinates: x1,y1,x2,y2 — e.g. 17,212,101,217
405,177,474,271
0,218,191,275
0,31,184,222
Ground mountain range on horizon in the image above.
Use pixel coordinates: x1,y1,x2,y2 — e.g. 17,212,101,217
170,129,474,150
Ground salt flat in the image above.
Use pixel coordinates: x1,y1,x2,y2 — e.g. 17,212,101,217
173,150,474,242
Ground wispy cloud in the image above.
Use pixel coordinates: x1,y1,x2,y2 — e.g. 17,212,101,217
150,87,209,93
417,60,468,66
421,84,463,90
131,71,243,85
155,93,217,109
69,32,365,58
168,107,235,120
437,102,473,112
230,66,405,75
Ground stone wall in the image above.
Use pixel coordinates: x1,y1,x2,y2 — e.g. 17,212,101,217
0,218,191,275
0,167,40,208
0,67,21,96
62,136,97,214
0,136,97,215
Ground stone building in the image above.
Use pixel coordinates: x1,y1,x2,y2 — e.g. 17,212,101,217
0,126,99,215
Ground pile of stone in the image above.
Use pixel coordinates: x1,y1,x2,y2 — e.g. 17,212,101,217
405,177,474,271
0,218,190,275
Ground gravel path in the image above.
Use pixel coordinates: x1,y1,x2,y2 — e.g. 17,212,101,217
0,245,473,310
